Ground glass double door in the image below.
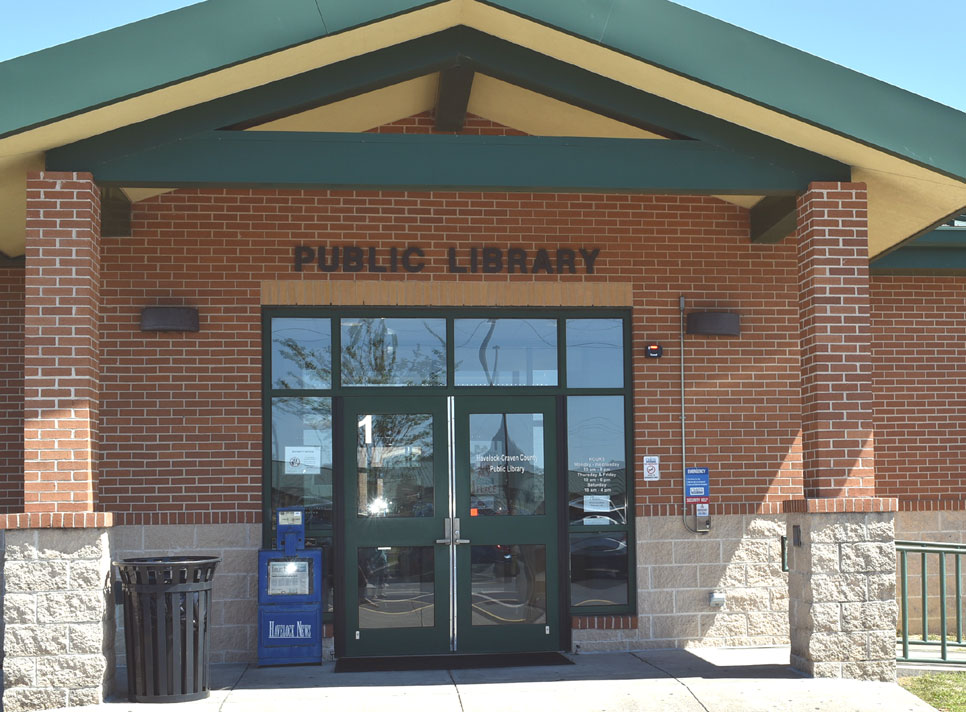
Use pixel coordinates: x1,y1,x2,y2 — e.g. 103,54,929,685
342,395,559,657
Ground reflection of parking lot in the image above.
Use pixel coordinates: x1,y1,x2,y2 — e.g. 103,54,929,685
471,545,546,626
570,534,628,607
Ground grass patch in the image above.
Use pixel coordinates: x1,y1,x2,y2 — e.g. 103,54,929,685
900,672,966,711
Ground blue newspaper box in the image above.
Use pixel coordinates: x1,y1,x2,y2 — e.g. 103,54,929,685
257,508,323,666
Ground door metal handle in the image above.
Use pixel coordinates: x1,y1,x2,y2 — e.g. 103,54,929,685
453,518,470,546
436,517,453,545
435,517,471,545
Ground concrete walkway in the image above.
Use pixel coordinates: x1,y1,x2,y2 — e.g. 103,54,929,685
56,647,936,712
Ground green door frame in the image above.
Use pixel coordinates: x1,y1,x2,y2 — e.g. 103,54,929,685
339,394,561,657
340,395,450,657
454,395,561,654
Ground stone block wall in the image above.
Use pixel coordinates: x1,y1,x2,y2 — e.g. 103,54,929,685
573,514,789,652
111,522,261,666
1,528,114,712
787,512,897,681
895,511,966,638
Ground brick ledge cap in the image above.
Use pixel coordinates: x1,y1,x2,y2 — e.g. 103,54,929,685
0,512,114,529
783,498,898,514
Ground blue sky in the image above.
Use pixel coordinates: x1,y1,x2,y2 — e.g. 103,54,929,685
1,0,964,111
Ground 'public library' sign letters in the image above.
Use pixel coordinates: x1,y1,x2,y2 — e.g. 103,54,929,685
294,245,601,275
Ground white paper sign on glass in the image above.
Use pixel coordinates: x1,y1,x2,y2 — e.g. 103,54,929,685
284,446,321,475
642,455,660,481
583,495,611,512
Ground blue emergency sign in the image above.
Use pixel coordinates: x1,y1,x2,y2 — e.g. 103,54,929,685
685,467,710,504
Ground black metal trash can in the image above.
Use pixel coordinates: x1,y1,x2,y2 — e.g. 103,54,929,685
114,556,221,703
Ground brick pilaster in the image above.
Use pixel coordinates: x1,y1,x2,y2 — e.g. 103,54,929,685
23,172,101,515
796,182,876,504
787,182,897,681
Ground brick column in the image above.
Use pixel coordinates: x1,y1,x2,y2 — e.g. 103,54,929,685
23,172,101,514
785,182,898,681
2,173,114,712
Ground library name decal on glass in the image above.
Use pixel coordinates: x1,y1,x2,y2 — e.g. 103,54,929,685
293,245,602,275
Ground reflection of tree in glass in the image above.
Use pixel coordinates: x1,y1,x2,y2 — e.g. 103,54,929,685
361,412,435,518
273,338,332,389
342,319,445,386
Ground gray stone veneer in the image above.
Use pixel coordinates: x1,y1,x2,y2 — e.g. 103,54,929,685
111,523,265,667
573,514,789,652
786,512,897,681
2,528,114,712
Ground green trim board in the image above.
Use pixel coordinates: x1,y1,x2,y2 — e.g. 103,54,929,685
0,0,442,139
484,0,966,181
2,0,966,182
870,226,966,273
46,130,848,193
435,63,475,131
749,196,797,244
45,29,847,185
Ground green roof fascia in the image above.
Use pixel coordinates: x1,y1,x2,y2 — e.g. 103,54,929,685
47,29,847,185
0,0,441,139
870,226,966,272
44,130,847,194
487,0,966,181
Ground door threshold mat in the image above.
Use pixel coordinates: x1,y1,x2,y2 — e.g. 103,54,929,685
335,652,573,673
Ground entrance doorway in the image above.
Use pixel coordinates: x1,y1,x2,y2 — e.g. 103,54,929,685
341,395,559,657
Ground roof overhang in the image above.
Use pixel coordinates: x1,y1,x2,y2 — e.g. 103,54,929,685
1,0,964,258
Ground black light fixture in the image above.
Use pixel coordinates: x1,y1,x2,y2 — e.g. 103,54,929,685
686,311,740,336
140,306,200,332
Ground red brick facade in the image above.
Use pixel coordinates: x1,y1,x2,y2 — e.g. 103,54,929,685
90,187,805,523
0,268,24,513
23,172,102,516
871,275,966,508
0,176,963,522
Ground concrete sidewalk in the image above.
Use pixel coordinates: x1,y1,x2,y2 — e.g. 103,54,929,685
56,647,936,712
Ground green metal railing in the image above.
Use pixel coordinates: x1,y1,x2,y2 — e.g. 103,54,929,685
897,540,966,663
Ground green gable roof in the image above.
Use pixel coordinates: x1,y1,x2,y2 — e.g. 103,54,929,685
2,0,966,182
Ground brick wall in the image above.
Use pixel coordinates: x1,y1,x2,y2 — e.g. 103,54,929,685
0,268,24,512
368,111,526,136
97,187,804,522
870,275,966,505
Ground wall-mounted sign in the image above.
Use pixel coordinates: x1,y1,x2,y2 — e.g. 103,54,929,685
293,245,600,275
642,455,660,481
685,467,710,504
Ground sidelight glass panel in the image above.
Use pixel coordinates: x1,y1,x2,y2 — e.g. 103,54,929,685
567,396,626,525
454,319,557,386
570,533,629,606
341,318,446,387
566,318,623,388
469,413,545,517
271,318,331,389
358,546,435,629
270,397,333,529
470,544,546,625
356,413,434,518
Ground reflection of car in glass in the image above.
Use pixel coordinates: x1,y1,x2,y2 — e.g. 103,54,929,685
570,535,628,581
568,497,626,526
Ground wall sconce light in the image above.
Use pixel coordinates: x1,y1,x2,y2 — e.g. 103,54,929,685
686,311,740,336
140,306,200,332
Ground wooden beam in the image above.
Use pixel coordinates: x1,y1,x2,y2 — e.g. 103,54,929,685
435,63,475,132
749,195,797,243
100,187,131,237
50,131,847,194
